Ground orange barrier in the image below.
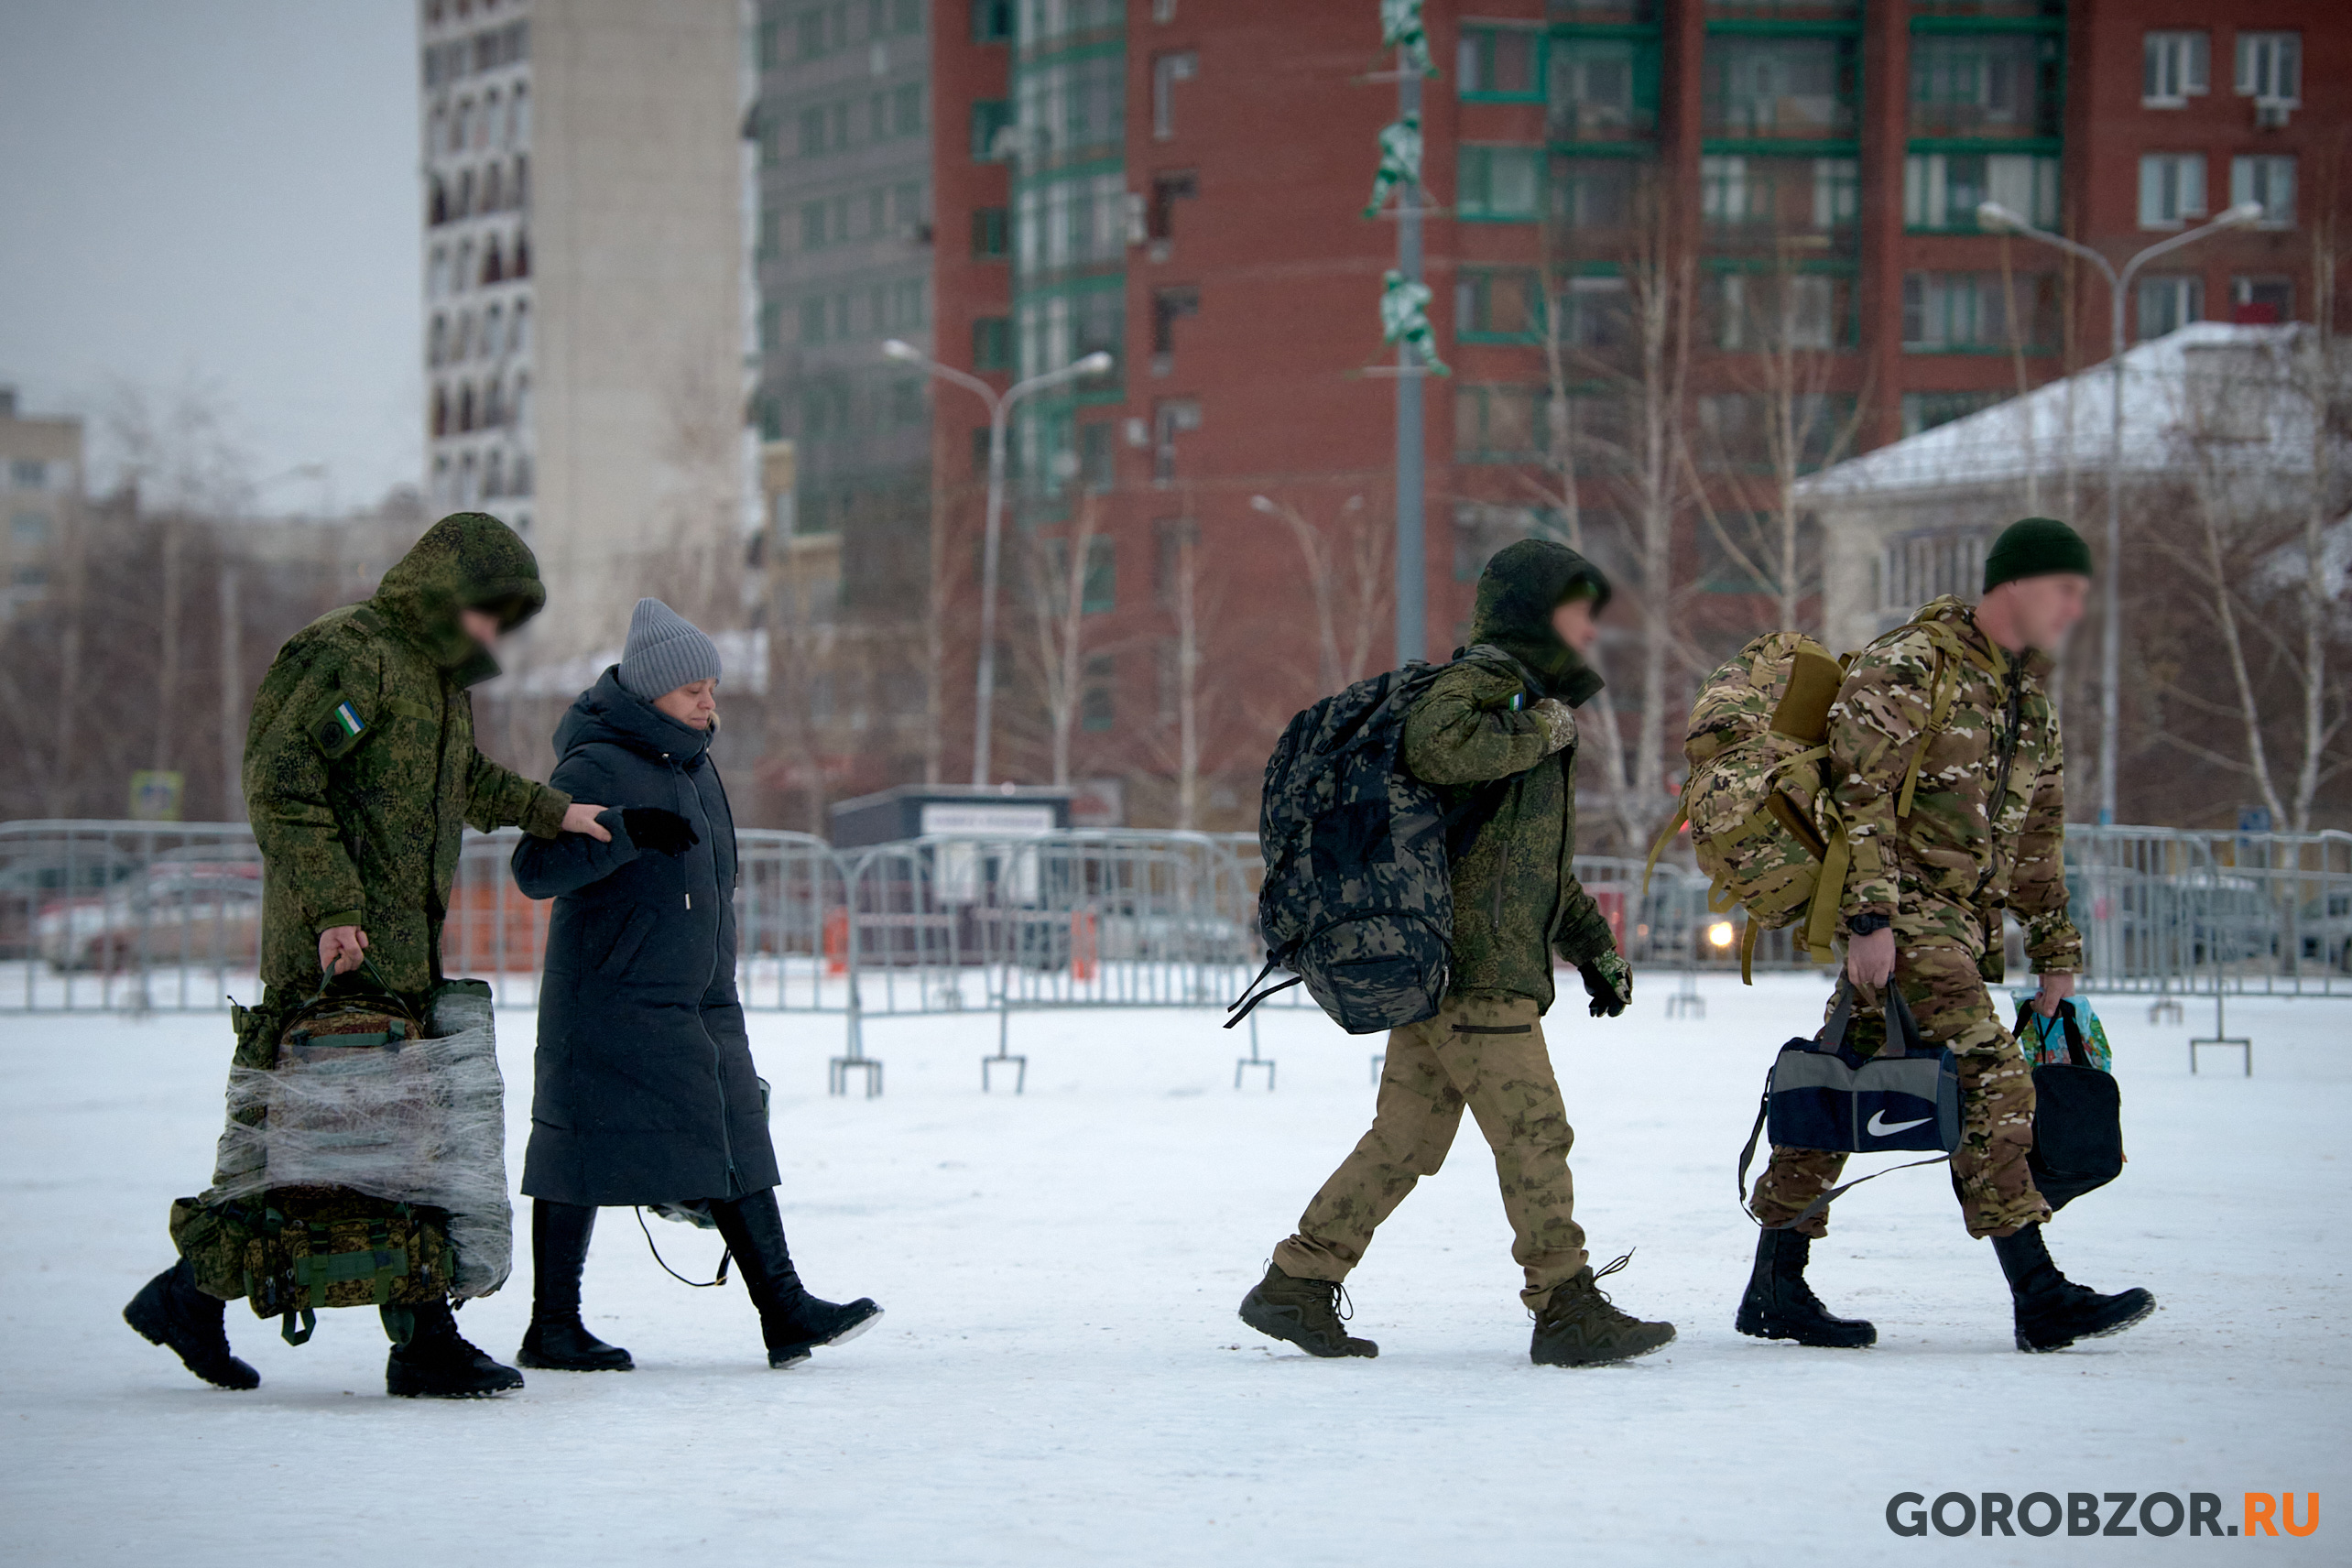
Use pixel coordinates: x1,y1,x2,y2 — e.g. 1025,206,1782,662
1070,909,1098,982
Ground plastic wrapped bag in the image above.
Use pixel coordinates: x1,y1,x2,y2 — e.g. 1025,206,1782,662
205,980,511,1300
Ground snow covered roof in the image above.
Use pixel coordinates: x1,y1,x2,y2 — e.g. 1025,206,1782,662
1796,322,2314,502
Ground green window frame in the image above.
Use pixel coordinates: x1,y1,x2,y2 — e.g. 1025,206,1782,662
972,205,1010,258
1699,155,1860,246
1900,269,2058,353
1457,145,1545,221
1458,25,1543,102
971,99,1013,160
1548,36,1659,143
1454,384,1548,463
1702,35,1860,142
1082,537,1116,609
971,0,1014,43
973,316,1013,371
1902,151,2059,232
1080,653,1116,730
1907,33,2061,141
893,82,924,136
1455,268,1543,343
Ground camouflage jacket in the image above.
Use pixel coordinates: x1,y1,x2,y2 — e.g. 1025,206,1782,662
244,513,571,996
1830,595,2081,972
1403,647,1617,1012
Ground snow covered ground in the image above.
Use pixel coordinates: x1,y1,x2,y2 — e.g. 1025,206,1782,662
3,974,2347,1566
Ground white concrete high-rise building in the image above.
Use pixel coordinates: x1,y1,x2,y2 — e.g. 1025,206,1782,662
418,0,743,661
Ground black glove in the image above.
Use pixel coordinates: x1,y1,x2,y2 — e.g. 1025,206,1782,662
1578,953,1633,1018
620,807,699,857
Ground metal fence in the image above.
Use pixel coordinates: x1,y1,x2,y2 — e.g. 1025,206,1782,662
5,817,2345,1083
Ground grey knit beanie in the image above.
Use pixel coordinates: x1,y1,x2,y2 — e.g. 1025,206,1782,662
615,597,722,701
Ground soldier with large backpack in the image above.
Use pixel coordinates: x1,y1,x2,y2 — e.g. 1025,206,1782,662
1236,539,1675,1367
1727,517,2156,1354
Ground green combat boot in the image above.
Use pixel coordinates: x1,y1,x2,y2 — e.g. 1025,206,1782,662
1238,1263,1378,1358
1530,1254,1676,1367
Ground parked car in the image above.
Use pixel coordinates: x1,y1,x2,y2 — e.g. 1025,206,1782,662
37,850,262,972
0,843,139,957
2296,889,2352,973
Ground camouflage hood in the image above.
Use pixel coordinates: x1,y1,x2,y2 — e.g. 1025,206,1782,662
1465,539,1608,706
372,511,547,675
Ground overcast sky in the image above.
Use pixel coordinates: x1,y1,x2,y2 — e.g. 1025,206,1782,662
0,1,419,514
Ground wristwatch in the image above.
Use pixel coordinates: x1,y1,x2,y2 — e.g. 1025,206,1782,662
1846,912,1891,936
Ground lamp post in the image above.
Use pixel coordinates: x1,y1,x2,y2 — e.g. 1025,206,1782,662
882,338,1115,787
1976,199,2265,824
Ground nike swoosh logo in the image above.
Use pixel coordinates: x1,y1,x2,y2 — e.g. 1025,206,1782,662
1867,1110,1932,1137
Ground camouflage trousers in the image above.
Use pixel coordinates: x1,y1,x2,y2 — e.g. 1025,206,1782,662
1273,991,1588,1310
1749,898,2050,1240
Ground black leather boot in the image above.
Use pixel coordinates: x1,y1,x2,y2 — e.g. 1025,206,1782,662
707,1189,882,1368
124,1258,260,1389
1992,1224,2156,1353
517,1199,633,1371
1736,1228,1876,1348
385,1299,526,1397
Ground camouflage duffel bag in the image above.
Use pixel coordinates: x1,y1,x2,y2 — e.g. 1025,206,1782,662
170,1185,457,1344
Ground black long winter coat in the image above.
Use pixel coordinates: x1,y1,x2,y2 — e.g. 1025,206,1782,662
513,670,779,1206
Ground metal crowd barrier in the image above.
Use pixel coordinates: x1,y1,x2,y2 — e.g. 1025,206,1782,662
4,819,2343,1089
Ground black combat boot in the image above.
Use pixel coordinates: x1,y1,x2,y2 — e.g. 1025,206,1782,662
1237,1263,1378,1358
123,1258,260,1390
1991,1224,2156,1353
517,1199,633,1372
385,1299,527,1397
708,1188,882,1369
1736,1228,1876,1348
1530,1254,1677,1367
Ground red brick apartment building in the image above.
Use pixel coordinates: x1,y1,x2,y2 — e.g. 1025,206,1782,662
921,0,2347,826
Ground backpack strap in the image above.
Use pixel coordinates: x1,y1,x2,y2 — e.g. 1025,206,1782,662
1224,958,1304,1029
1798,821,1852,965
1894,622,1965,821
1639,800,1687,898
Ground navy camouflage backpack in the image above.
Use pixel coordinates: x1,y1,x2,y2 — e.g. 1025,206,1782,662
1228,660,1468,1034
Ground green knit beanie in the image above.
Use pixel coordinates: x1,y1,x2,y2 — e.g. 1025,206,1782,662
1983,517,2093,593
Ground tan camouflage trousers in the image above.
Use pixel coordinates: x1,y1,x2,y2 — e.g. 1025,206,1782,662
1749,898,2050,1240
1273,992,1589,1310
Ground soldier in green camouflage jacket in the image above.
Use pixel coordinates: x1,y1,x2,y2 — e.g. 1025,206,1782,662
125,512,612,1398
1242,539,1675,1369
1739,517,2156,1356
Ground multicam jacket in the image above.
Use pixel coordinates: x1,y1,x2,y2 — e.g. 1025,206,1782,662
1830,595,2081,972
244,512,571,997
1402,647,1617,1012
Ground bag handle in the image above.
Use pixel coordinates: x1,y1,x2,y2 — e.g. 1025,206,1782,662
2020,996,2093,1067
1734,1066,1948,1233
1817,977,1926,1060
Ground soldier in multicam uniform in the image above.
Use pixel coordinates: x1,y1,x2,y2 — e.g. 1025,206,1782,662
1738,517,2157,1354
123,512,614,1397
1239,539,1676,1367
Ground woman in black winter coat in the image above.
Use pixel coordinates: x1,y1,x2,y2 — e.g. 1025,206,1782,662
510,598,879,1371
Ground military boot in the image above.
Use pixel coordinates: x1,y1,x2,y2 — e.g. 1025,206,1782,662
385,1300,527,1397
708,1189,882,1369
123,1259,260,1390
1238,1263,1378,1358
1992,1224,2155,1353
1530,1254,1676,1367
516,1199,632,1372
1736,1228,1876,1348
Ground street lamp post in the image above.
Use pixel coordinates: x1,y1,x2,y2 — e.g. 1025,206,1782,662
882,338,1115,787
1976,200,2265,824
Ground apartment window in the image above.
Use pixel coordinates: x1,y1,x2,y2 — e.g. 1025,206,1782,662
756,209,780,261
1901,271,2055,352
1454,385,1545,463
1701,156,1858,240
1152,399,1201,482
973,315,1013,371
971,0,1013,43
1456,269,1540,343
891,278,927,329
892,180,923,234
1458,25,1540,100
1712,271,1840,351
1079,423,1116,492
2235,32,2300,103
800,201,828,249
973,205,1010,258
895,0,920,31
1551,157,1636,232
890,377,924,428
2138,154,2205,230
796,9,824,58
971,99,1013,160
2231,156,2297,228
1549,37,1652,140
1704,37,1857,141
1151,50,1197,139
1149,286,1199,373
11,511,52,547
1081,654,1116,730
1457,146,1542,221
1908,34,2060,140
800,298,829,346
2141,31,2208,105
757,17,779,69
2135,275,2204,341
1900,391,2006,438
2230,275,2292,324
1904,152,2059,231
1148,170,1197,244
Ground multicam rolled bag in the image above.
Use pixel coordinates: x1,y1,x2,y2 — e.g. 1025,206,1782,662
172,977,512,1339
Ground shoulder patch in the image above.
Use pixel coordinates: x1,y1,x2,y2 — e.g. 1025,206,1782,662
312,697,373,760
